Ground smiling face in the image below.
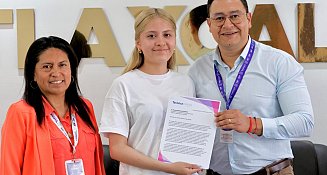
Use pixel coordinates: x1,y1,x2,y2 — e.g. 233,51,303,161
207,0,252,51
136,17,176,68
34,48,71,99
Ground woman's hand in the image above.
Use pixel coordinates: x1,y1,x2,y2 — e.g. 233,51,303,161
166,162,202,175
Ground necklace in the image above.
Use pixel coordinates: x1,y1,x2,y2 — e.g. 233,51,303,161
67,132,73,138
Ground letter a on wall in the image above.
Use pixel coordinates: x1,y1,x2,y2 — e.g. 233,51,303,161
76,8,126,67
250,4,294,58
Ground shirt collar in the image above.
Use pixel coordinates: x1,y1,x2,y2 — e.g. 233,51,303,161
42,96,56,116
240,36,252,60
213,36,252,69
42,96,74,118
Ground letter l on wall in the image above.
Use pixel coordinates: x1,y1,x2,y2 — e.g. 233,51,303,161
17,9,35,69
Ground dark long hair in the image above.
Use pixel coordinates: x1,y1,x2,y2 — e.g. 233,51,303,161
23,36,95,131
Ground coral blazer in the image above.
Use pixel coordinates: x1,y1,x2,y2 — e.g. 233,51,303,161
0,98,105,175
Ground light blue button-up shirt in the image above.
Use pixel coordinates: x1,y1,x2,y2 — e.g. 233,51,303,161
188,37,314,174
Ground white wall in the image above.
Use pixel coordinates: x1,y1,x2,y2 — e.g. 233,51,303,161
1,0,327,145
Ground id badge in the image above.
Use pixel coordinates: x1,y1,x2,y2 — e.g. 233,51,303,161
65,159,85,175
219,129,233,143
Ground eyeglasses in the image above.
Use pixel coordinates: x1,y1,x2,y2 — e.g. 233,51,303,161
209,12,247,27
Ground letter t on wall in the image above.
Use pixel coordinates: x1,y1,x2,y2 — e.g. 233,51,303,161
0,9,13,24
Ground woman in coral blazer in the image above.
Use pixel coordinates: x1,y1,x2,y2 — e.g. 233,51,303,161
0,36,105,175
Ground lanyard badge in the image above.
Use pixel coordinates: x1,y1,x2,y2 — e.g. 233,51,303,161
214,40,256,143
50,113,85,174
65,159,85,175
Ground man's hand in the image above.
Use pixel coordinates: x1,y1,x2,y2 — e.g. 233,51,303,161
214,109,250,133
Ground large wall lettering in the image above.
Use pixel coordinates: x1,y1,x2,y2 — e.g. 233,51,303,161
250,4,294,57
298,3,327,62
0,3,325,68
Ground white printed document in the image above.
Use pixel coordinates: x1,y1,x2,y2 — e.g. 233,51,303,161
158,96,220,169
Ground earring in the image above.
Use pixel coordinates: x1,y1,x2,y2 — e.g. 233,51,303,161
138,49,142,54
30,81,38,89
71,76,75,83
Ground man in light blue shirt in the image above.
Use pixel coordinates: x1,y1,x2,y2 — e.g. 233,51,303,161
188,0,314,174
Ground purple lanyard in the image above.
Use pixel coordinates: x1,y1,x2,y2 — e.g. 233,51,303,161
214,40,255,110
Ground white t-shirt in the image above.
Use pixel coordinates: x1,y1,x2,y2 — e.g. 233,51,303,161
100,69,195,175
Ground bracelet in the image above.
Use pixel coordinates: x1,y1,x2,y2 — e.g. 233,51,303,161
253,117,258,134
247,116,253,134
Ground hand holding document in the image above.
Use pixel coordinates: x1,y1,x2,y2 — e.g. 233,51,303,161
158,96,220,169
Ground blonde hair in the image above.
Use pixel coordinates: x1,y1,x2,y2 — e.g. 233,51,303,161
122,8,177,74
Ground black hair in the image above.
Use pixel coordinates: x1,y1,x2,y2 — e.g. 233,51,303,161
207,0,249,17
23,36,95,131
189,5,207,30
70,30,92,65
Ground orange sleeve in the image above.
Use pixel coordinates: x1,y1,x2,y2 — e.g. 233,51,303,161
1,103,28,175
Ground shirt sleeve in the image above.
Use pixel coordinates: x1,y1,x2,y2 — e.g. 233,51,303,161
188,59,202,98
99,79,130,138
185,75,196,97
262,54,314,139
1,103,27,174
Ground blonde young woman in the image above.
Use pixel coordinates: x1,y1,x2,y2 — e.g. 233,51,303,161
100,8,202,175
